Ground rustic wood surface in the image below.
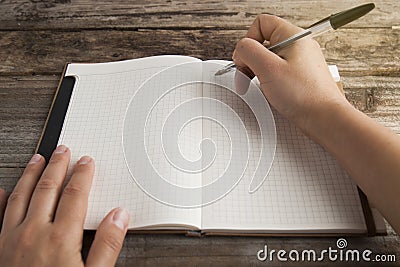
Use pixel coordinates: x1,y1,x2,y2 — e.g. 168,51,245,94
0,0,399,266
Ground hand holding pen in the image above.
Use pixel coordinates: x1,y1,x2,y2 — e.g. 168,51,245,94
229,4,375,132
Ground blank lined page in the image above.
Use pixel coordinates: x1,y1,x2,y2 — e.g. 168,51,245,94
60,56,202,229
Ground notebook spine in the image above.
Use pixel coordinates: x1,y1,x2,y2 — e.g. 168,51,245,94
185,230,203,237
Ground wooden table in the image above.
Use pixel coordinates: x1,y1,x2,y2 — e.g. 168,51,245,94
1,1,399,266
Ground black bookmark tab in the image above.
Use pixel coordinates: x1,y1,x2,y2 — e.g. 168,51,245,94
357,187,376,236
37,75,75,163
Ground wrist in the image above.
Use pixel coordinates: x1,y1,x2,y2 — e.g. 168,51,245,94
301,95,356,146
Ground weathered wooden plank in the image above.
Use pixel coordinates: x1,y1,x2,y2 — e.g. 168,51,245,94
0,75,57,167
50,231,400,266
316,29,400,76
0,167,23,193
343,76,400,133
0,28,399,75
0,0,397,30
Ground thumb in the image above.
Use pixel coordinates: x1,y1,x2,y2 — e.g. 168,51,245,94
86,208,130,267
234,37,285,84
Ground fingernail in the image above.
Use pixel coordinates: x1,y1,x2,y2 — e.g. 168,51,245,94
54,145,67,154
112,208,129,230
28,154,42,164
77,156,92,165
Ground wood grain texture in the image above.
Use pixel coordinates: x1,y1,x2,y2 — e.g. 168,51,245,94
0,0,398,30
0,75,56,168
0,28,399,76
0,1,399,266
90,233,400,266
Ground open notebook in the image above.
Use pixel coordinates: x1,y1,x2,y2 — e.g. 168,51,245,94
37,55,385,236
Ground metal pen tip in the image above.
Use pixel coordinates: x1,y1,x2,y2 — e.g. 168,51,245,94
214,62,236,76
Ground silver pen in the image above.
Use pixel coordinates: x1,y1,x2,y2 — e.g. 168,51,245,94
215,3,375,76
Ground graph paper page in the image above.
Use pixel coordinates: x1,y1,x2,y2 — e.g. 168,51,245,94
58,56,365,233
201,66,366,233
60,56,202,229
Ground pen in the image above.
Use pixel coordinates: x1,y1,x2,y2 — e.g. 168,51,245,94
215,3,375,76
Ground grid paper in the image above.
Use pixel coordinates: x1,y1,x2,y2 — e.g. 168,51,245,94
200,83,366,232
59,57,366,233
60,56,202,229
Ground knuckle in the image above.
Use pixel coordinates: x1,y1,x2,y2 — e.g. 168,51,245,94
255,13,264,22
236,37,252,50
8,191,25,203
101,233,123,253
236,38,245,49
257,13,271,22
63,183,84,196
48,229,67,246
36,178,58,191
17,225,36,249
261,13,280,24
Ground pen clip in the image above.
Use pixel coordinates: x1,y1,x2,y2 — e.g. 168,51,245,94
307,16,330,29
308,3,375,30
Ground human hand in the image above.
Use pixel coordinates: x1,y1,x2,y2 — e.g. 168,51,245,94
0,145,129,267
233,14,349,135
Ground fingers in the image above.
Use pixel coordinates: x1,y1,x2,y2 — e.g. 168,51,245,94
0,188,7,229
234,68,252,95
86,208,130,267
245,14,302,46
25,145,71,223
234,37,286,85
54,156,94,233
233,14,305,84
1,154,45,232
